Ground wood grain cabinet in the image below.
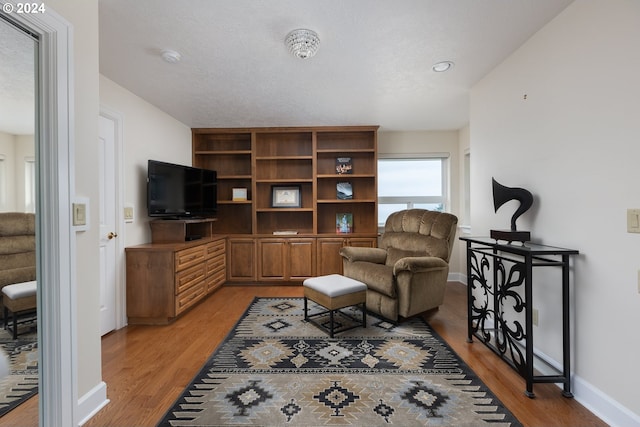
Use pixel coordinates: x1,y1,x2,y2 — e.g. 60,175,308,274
316,237,377,276
192,126,379,282
257,238,316,281
125,233,226,325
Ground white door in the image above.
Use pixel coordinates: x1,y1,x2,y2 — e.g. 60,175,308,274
98,114,118,335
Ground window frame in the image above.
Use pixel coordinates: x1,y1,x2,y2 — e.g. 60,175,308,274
377,153,449,227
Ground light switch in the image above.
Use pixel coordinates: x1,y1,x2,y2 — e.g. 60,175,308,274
627,209,640,233
124,206,134,222
73,203,87,226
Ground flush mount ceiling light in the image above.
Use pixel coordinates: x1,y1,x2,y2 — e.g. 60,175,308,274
161,49,181,64
285,29,320,59
432,61,454,72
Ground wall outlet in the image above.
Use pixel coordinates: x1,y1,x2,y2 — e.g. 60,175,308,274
532,308,539,326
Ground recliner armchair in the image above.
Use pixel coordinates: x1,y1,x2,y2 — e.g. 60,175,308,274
339,209,458,321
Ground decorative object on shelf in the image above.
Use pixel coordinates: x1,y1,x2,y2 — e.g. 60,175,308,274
335,157,352,174
490,177,534,243
271,185,302,208
336,213,353,234
336,182,353,200
232,188,248,201
272,230,299,235
285,29,320,59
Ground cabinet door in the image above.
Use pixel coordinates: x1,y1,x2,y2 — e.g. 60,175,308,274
258,239,287,281
316,238,345,276
227,238,256,281
316,237,377,276
288,238,316,280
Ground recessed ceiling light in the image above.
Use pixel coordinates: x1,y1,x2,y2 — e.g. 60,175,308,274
161,49,181,64
432,61,454,72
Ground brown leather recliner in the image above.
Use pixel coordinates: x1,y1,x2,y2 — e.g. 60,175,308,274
339,209,458,321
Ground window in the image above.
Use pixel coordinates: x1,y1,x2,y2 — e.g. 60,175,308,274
0,155,5,210
24,157,36,213
378,155,448,226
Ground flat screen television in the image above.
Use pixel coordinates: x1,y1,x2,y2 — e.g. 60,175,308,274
147,160,217,218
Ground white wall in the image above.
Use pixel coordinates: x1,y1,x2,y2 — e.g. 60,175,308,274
47,0,102,404
99,76,192,247
470,0,640,424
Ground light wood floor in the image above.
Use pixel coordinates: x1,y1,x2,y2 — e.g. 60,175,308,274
0,282,608,427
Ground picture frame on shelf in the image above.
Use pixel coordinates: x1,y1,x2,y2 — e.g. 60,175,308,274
232,187,248,201
336,212,353,234
271,185,302,208
336,182,353,200
335,157,353,174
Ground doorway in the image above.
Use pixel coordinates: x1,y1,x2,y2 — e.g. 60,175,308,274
0,14,38,419
1,8,77,426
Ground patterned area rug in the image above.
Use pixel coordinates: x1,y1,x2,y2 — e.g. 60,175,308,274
158,297,522,426
0,319,38,417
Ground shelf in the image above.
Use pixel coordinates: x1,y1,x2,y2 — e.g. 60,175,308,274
256,178,314,183
316,148,375,153
317,199,376,203
218,200,252,205
256,155,313,160
217,175,252,180
191,126,378,282
194,150,252,155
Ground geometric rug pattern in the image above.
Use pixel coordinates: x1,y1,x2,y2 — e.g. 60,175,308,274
0,319,38,418
158,297,522,426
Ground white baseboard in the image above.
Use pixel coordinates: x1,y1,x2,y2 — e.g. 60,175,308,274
451,277,639,427
77,381,109,426
572,375,640,427
448,272,466,283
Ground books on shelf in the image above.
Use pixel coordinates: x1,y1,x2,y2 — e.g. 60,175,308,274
335,157,353,174
336,182,353,200
336,213,353,234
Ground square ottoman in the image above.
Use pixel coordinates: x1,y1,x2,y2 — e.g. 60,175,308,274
303,274,367,337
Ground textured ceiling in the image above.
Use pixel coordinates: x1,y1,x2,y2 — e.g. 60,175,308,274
99,0,573,132
0,18,35,135
0,1,575,135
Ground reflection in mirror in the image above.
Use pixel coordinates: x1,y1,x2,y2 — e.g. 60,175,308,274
0,15,38,419
1,16,36,213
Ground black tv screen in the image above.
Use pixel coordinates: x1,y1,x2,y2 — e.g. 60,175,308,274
147,160,217,218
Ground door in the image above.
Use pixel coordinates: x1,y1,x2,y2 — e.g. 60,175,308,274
98,114,118,335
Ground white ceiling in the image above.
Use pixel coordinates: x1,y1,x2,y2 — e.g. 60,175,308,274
0,18,35,135
99,0,573,132
1,1,575,135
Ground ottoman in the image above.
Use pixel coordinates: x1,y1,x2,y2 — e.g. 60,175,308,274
303,274,367,337
2,280,37,339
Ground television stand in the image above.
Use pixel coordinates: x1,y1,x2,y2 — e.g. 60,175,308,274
150,217,217,243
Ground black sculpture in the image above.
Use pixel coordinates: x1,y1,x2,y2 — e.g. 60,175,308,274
490,178,533,243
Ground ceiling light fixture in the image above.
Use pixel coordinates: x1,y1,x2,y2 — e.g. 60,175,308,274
285,29,320,59
432,61,454,72
161,49,181,64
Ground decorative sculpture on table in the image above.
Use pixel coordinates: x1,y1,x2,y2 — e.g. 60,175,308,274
490,177,534,243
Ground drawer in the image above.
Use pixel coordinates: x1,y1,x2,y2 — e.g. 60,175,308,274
206,239,226,259
175,263,206,295
207,255,226,275
175,246,206,272
206,268,226,292
175,280,205,315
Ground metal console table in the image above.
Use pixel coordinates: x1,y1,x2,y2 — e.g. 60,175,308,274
460,236,578,398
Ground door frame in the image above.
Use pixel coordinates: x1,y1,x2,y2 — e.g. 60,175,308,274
2,6,78,426
99,105,127,331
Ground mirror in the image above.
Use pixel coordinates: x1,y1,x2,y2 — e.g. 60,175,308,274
0,16,38,418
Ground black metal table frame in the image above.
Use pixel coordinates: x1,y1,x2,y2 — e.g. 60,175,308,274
460,236,578,398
